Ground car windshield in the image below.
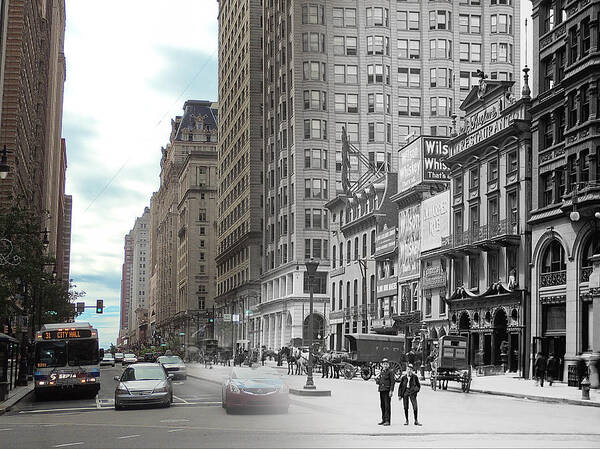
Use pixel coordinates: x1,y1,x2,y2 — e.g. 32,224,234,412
121,366,166,381
158,356,182,364
35,341,67,368
125,354,136,358
68,340,99,366
103,354,114,359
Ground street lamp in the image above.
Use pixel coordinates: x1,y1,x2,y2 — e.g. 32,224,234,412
304,258,319,390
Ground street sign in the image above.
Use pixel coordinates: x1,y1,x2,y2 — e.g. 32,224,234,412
223,313,232,322
232,314,240,323
179,332,185,336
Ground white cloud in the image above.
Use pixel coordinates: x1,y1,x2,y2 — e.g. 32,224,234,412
63,0,218,346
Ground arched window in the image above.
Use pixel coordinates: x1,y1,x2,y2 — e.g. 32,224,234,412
332,245,337,269
339,242,344,266
338,281,343,310
354,237,359,260
346,281,351,307
331,283,336,311
541,240,566,273
581,233,600,269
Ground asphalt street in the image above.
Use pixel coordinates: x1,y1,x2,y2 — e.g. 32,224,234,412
1,364,600,448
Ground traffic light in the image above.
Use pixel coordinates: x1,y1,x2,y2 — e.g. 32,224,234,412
96,299,103,314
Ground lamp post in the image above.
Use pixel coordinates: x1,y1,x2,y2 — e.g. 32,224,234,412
304,258,319,390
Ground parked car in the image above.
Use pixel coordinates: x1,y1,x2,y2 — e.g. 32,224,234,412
122,353,138,366
221,367,289,414
156,355,186,380
100,353,115,367
114,353,124,363
114,363,173,410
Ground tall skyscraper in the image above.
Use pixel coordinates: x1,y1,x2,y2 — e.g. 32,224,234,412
119,232,134,346
258,1,521,349
215,0,264,349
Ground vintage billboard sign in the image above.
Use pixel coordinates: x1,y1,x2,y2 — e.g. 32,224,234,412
398,138,422,192
423,138,450,181
421,259,447,289
398,204,420,279
420,190,450,252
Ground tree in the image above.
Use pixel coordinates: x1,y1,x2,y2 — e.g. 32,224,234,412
0,205,84,333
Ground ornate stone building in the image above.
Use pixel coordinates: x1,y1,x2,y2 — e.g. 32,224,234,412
529,0,600,381
442,75,532,376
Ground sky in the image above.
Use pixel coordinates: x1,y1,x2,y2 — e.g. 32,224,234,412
62,1,534,349
63,0,218,348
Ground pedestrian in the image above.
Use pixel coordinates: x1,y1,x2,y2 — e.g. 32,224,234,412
546,354,559,386
534,352,547,387
375,358,395,426
398,363,422,426
261,349,266,366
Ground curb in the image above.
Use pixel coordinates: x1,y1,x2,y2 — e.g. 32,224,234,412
0,386,34,416
289,388,331,397
443,384,600,407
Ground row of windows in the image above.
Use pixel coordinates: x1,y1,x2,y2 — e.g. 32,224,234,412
304,209,329,229
332,231,377,268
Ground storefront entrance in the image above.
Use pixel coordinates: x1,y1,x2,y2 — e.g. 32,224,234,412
533,335,566,381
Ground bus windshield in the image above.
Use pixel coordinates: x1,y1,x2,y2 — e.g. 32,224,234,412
68,339,98,366
36,341,67,368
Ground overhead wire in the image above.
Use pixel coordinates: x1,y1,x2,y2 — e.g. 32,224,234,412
82,48,218,214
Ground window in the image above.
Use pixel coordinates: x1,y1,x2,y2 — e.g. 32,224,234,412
488,196,499,226
469,167,479,189
430,39,452,59
430,68,452,88
469,255,479,289
409,40,420,59
460,43,469,61
429,10,451,30
408,12,420,30
582,19,591,56
488,251,499,284
507,151,518,173
302,32,325,53
431,97,451,117
332,7,356,27
489,159,499,183
368,122,386,142
541,240,566,273
367,36,389,55
366,7,389,27
581,85,590,123
568,91,577,127
568,26,578,64
303,61,326,81
304,119,327,140
335,93,358,113
302,4,324,25
460,71,470,91
454,175,463,196
541,172,553,206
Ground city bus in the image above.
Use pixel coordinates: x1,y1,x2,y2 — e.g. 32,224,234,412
33,322,101,398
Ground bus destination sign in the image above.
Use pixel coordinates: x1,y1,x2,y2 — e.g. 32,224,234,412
42,329,92,340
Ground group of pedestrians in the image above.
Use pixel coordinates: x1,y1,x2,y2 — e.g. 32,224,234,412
376,358,422,427
533,352,561,387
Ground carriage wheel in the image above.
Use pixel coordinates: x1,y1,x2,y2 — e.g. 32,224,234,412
360,364,373,381
389,362,403,382
343,363,357,380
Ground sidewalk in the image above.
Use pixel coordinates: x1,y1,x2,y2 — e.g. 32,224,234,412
447,373,600,407
0,383,34,416
187,362,600,407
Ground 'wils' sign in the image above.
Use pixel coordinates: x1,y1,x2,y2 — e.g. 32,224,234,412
423,138,450,181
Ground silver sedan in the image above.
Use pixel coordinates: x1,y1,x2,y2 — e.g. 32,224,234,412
114,363,173,410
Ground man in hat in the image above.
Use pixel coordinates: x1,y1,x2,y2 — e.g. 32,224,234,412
398,363,422,426
376,358,395,426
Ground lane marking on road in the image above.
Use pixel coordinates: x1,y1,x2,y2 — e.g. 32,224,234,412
160,419,189,423
95,396,101,409
53,443,84,448
171,401,221,407
117,435,140,439
18,407,98,414
42,424,59,427
172,395,189,404
0,428,13,432
168,429,185,433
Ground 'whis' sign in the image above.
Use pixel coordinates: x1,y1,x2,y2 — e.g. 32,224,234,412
423,139,450,181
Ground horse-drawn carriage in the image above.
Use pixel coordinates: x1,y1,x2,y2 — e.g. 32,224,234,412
342,334,406,381
430,335,472,392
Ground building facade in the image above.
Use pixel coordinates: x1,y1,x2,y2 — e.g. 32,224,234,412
215,0,264,350
174,101,218,352
118,233,133,346
128,208,150,347
326,172,398,351
258,0,522,351
529,0,600,381
442,76,532,376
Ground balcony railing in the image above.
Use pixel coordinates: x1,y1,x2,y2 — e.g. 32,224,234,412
581,266,593,283
442,220,519,251
540,270,567,287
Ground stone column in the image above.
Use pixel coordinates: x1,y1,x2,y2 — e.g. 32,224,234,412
587,254,600,388
590,19,599,53
589,82,598,121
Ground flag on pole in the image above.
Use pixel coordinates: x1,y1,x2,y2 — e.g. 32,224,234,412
341,126,352,193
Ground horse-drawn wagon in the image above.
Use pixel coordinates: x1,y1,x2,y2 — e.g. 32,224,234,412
430,334,471,392
342,334,406,381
